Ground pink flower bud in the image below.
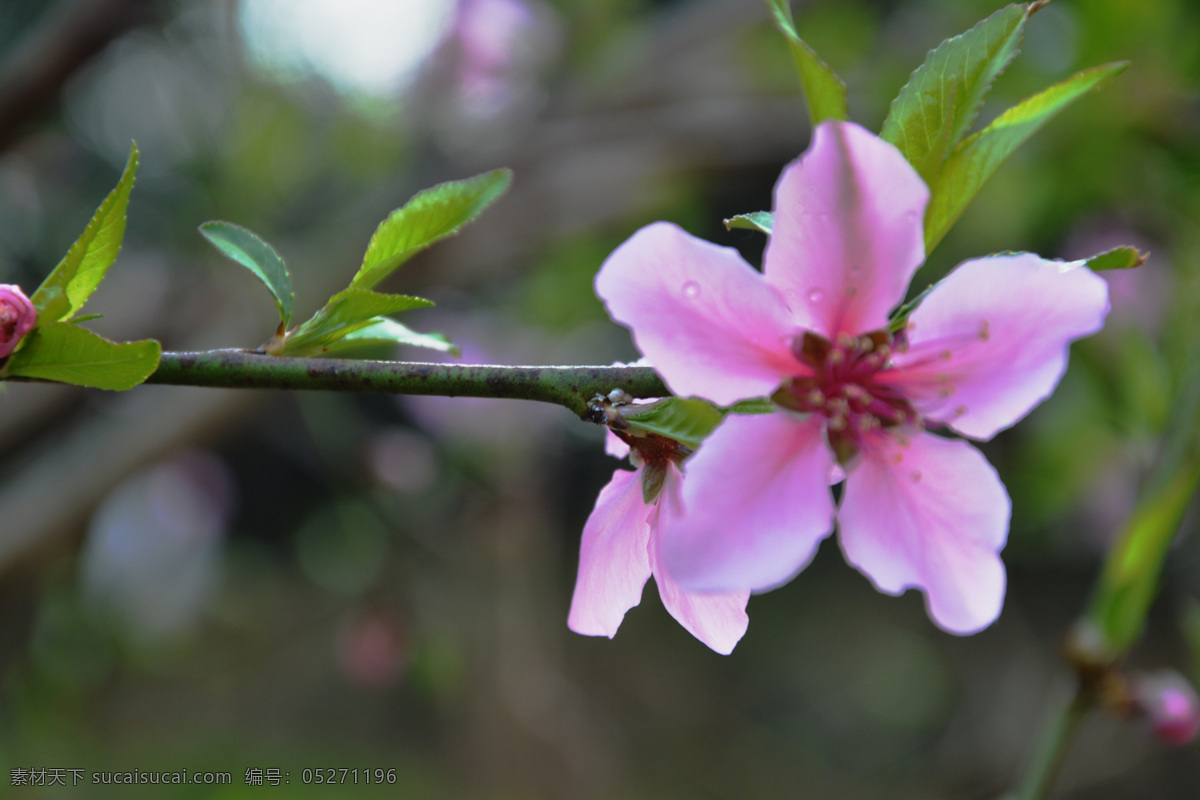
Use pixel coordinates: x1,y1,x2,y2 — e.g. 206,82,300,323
1133,671,1200,747
0,284,36,358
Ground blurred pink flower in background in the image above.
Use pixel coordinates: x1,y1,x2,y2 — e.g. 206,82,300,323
81,451,234,640
433,0,560,148
366,426,440,494
0,283,36,357
568,432,748,654
596,121,1110,635
1132,670,1200,747
455,0,532,89
336,610,409,690
1063,218,1164,335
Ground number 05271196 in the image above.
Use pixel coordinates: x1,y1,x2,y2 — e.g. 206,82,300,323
301,768,397,785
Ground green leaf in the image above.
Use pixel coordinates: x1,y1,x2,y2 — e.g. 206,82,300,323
350,169,512,291
1088,335,1200,656
320,316,459,357
765,0,849,125
31,142,139,322
283,288,433,356
880,3,1034,186
1089,462,1200,654
724,397,775,415
1085,245,1146,272
4,322,161,390
723,211,773,235
620,397,724,449
925,62,1128,252
199,221,294,327
888,283,936,334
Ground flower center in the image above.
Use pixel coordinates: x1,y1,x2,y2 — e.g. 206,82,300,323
0,304,17,339
773,330,917,462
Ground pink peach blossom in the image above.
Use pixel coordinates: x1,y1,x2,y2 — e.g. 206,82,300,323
595,120,1110,635
568,432,749,654
0,284,36,358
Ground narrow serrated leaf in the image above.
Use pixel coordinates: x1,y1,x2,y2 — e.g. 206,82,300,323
199,221,294,327
880,3,1031,186
1089,462,1200,653
1088,328,1200,655
31,143,139,322
1086,245,1146,272
765,0,848,125
283,288,433,356
723,211,774,235
351,169,512,291
925,62,1127,252
621,397,724,449
321,316,460,357
4,322,160,390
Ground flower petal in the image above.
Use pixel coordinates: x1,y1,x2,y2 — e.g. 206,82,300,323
887,254,1110,440
764,121,929,338
647,466,749,654
595,221,799,406
568,468,652,638
838,431,1010,635
659,413,836,592
605,430,630,459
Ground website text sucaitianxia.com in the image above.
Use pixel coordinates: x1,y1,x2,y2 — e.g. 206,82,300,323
11,768,231,787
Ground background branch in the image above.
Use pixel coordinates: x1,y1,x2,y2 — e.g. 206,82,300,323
0,0,158,152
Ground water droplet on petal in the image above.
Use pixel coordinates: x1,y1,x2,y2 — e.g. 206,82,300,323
682,281,700,298
808,288,825,303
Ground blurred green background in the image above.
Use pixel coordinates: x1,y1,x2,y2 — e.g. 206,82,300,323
0,0,1197,797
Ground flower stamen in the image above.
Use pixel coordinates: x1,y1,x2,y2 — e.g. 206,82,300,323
777,328,919,462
